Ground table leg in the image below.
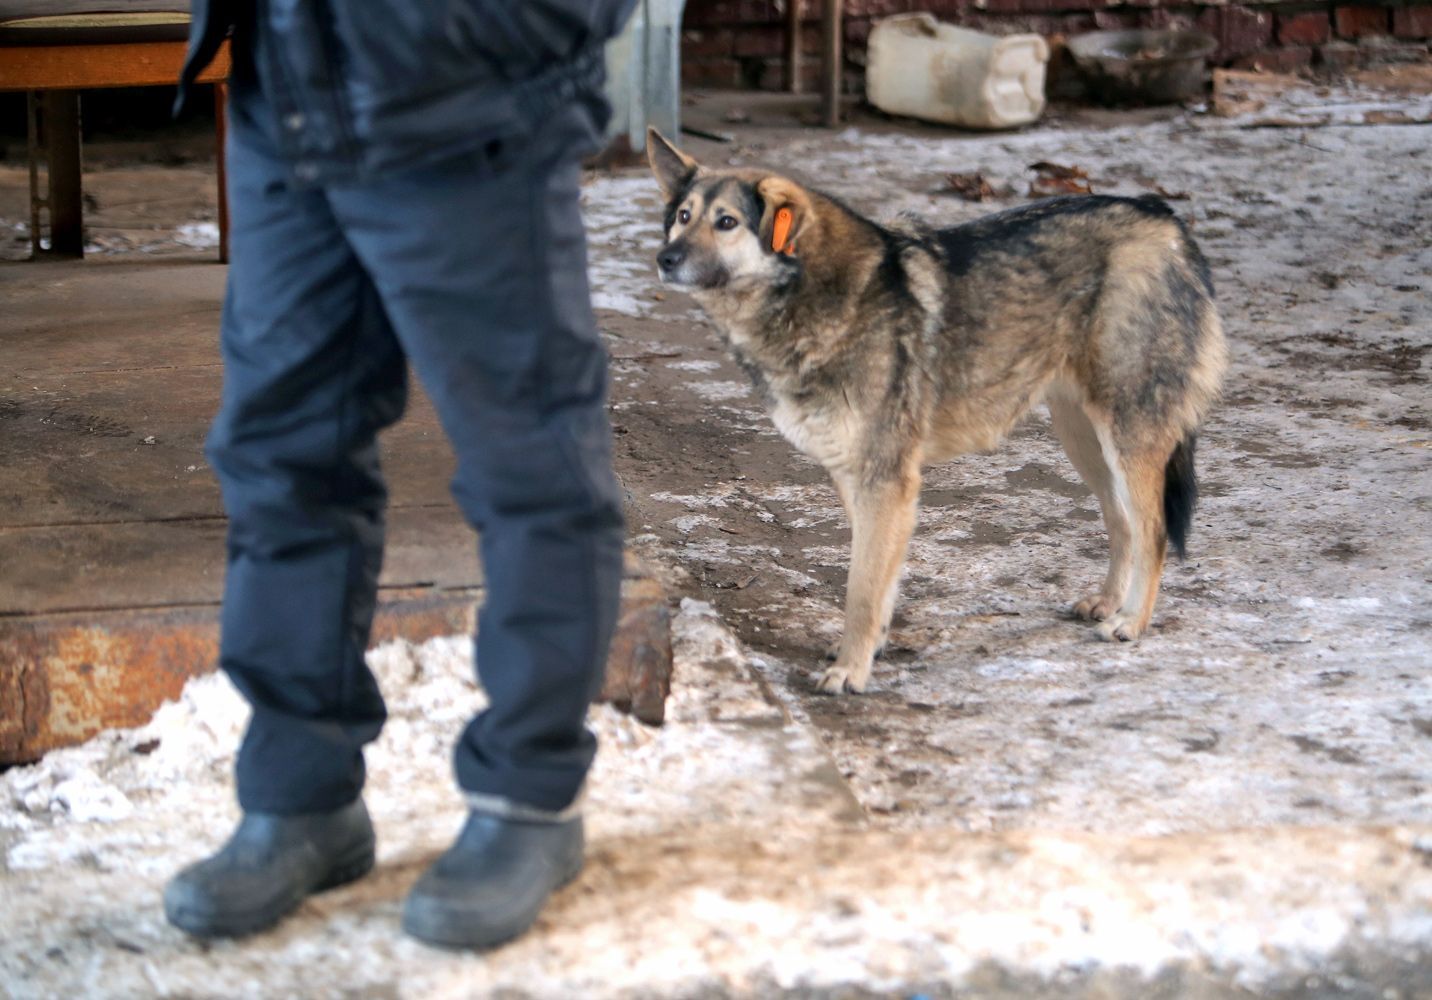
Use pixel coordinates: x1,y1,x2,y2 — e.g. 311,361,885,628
786,0,802,93
42,90,84,257
821,0,842,127
215,82,229,264
26,92,41,257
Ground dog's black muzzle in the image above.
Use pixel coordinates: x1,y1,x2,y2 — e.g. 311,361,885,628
656,242,685,281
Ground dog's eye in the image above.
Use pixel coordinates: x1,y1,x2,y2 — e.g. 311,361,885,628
715,215,739,231
677,208,691,225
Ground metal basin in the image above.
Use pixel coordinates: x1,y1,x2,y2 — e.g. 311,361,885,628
1067,29,1218,104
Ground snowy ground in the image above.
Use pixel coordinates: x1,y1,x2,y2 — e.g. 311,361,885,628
2,95,1431,997
3,606,1429,999
595,106,1432,838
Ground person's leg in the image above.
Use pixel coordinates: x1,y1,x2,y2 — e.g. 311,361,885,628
330,129,625,817
166,78,405,940
329,123,623,950
209,86,408,816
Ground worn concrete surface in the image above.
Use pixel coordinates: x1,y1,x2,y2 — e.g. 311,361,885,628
1,88,1431,995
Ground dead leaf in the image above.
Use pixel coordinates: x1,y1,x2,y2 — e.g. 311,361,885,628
1027,161,1089,181
940,171,1000,202
1146,183,1191,201
1027,161,1094,198
1364,109,1415,125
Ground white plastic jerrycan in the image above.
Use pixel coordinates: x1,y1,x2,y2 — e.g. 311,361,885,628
866,13,1049,130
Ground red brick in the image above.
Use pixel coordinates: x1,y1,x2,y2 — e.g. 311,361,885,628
681,58,742,88
1197,5,1275,61
844,16,873,47
1334,6,1389,38
1094,8,1143,31
681,28,735,59
684,0,778,27
757,58,823,91
1316,39,1363,68
1232,46,1314,72
923,0,973,17
1057,12,1099,35
741,1,778,21
843,0,913,17
1141,9,1197,32
980,0,1032,13
733,23,785,57
1277,11,1331,46
1392,5,1432,38
682,0,740,28
1356,36,1432,62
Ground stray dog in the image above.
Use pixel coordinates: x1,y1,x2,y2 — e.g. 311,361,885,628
646,128,1227,694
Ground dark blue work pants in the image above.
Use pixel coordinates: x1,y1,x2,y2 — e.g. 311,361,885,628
207,79,625,816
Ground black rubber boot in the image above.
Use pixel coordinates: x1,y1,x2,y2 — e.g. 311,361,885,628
401,808,584,950
164,798,375,938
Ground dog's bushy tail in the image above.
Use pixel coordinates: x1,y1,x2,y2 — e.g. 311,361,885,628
1164,435,1198,561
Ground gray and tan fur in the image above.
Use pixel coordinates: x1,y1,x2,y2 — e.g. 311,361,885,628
647,128,1227,695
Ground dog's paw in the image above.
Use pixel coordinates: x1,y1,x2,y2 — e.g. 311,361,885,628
816,665,868,695
1095,614,1142,642
1073,594,1120,621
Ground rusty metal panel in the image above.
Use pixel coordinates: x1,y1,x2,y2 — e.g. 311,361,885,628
0,588,475,765
0,606,221,764
599,571,673,725
1,566,671,765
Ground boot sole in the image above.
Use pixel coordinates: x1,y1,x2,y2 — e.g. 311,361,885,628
165,841,376,939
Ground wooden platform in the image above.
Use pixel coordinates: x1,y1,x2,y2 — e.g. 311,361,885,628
0,255,669,764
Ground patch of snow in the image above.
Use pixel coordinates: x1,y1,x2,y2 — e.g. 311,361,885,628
687,380,751,402
665,359,723,373
174,222,220,249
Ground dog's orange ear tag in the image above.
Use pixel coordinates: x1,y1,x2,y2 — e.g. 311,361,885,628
771,206,795,255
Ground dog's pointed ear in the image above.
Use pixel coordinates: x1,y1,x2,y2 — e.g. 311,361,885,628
756,177,814,256
647,128,699,200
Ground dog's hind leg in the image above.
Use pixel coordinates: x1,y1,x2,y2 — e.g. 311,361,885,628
1095,445,1171,642
818,465,920,694
1047,387,1133,622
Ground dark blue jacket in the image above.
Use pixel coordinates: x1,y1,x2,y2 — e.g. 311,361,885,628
178,0,637,181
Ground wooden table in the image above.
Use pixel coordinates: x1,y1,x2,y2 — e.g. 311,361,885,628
0,2,230,261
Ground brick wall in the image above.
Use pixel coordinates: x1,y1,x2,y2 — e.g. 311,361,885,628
681,0,1432,92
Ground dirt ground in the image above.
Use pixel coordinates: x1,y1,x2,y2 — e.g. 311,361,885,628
1,87,1430,997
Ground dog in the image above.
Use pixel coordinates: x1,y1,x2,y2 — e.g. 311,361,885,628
646,128,1227,695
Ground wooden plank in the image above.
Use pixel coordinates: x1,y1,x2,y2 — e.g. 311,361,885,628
0,40,229,91
785,0,802,94
0,507,485,616
821,0,842,126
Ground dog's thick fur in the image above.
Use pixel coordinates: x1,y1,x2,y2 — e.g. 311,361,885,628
647,129,1227,694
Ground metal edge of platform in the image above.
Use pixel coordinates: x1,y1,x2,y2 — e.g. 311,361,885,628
0,562,672,765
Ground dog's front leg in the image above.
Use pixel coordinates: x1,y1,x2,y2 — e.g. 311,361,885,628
818,467,921,694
